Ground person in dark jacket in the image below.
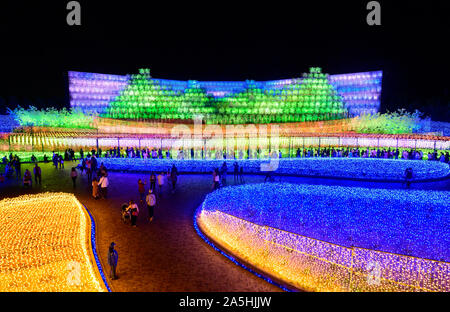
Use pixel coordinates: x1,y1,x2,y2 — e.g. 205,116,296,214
170,165,178,193
405,167,413,189
107,242,119,280
33,163,42,185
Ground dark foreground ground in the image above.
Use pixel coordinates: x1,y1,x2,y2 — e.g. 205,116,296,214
0,161,448,291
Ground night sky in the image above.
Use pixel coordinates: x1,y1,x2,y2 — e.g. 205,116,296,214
0,1,449,121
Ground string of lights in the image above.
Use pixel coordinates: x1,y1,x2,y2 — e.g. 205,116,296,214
0,193,108,292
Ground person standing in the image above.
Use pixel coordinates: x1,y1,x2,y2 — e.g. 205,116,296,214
23,169,32,188
127,200,139,227
239,166,244,184
138,178,146,203
212,169,220,190
14,157,21,181
233,162,239,183
33,163,42,185
98,173,109,199
92,177,99,199
170,165,178,193
405,167,413,189
220,162,227,186
107,242,118,280
86,158,92,182
70,167,78,188
149,172,156,191
146,189,156,222
59,155,64,169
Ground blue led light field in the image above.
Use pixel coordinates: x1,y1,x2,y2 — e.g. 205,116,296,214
202,183,450,262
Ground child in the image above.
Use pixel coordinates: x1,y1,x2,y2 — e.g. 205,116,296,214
70,167,78,188
23,169,32,187
92,178,99,199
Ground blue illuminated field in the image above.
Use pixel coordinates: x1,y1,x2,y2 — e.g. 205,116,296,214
96,158,450,181
201,183,450,262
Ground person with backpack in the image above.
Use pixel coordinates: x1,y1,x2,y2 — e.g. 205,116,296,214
146,189,156,223
107,242,118,280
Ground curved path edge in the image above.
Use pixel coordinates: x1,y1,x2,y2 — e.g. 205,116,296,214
82,203,112,292
194,205,296,293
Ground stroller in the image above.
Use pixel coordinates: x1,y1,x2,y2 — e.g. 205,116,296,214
121,203,131,224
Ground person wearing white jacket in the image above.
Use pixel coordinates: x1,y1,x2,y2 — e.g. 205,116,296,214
98,173,109,199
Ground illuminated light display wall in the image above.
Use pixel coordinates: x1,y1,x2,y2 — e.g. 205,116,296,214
68,68,382,123
196,184,450,292
95,158,450,181
4,131,449,156
0,193,108,292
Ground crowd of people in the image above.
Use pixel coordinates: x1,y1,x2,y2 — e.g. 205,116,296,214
294,147,450,163
77,146,450,163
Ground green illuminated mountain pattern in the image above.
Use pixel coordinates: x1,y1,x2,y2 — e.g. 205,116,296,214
102,67,348,124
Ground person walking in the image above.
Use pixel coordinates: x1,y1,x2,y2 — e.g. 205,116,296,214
98,173,109,199
138,178,146,203
86,158,92,182
92,177,100,199
107,242,118,280
157,172,165,194
33,163,42,185
146,189,156,222
80,158,86,175
70,167,78,188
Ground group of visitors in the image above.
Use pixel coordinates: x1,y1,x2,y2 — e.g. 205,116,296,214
52,152,65,169
0,154,43,187
211,162,244,190
123,170,166,227
294,147,450,163
90,166,109,199
2,154,22,181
